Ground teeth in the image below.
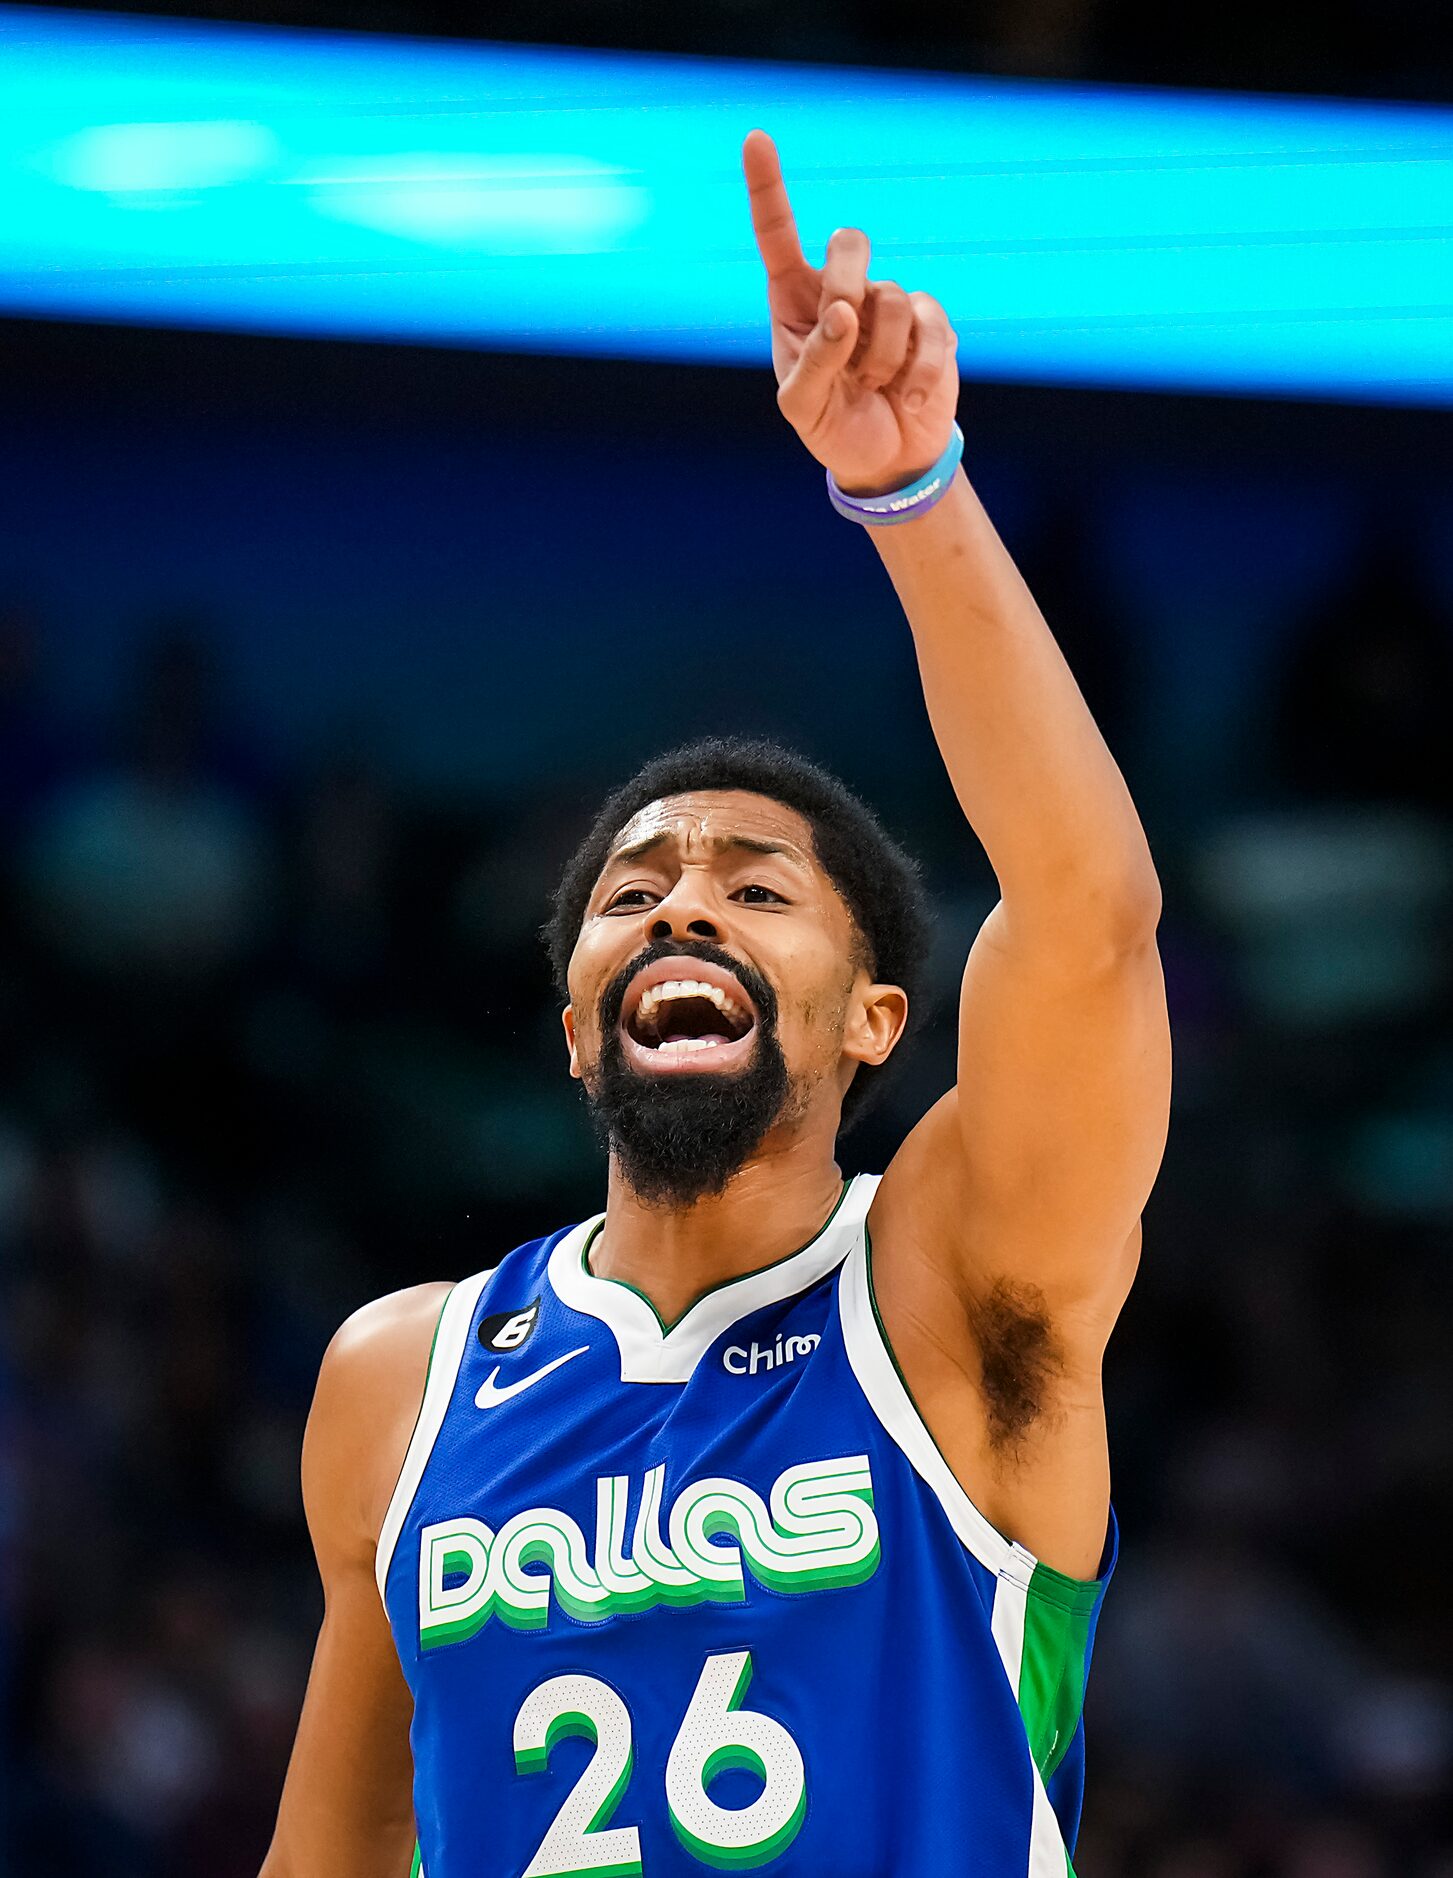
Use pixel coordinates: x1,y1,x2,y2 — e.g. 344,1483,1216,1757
656,1036,729,1055
636,979,748,1026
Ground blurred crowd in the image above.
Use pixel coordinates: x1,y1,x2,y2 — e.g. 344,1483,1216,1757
2,497,1452,1876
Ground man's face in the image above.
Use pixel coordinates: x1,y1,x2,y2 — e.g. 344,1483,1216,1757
562,790,905,1207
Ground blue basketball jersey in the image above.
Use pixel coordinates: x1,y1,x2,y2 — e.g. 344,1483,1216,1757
379,1173,1116,1878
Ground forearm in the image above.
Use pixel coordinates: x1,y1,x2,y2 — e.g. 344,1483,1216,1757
870,464,1158,933
263,1665,416,1878
262,1810,414,1878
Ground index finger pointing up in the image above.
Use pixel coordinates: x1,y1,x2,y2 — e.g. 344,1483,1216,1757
743,129,810,283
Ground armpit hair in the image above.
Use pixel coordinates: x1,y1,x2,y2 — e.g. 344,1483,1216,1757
969,1278,1061,1452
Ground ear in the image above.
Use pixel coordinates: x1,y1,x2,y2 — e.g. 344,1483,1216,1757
562,1005,582,1081
841,984,908,1074
842,980,909,1069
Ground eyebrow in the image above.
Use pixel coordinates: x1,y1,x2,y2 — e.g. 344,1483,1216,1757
603,832,812,873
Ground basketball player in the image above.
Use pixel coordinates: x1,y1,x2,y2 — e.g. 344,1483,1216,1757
261,129,1171,1877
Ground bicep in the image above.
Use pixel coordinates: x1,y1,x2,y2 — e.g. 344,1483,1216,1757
262,1287,449,1878
952,898,1169,1317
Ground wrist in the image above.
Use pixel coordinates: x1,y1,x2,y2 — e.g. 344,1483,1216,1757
864,463,971,555
826,423,965,530
834,455,944,500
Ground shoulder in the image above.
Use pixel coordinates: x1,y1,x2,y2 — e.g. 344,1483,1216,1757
323,1280,456,1389
868,1089,967,1266
303,1281,456,1568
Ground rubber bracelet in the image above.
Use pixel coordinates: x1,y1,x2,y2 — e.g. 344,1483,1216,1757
826,422,964,527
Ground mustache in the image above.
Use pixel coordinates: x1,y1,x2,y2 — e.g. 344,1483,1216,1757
598,938,778,1036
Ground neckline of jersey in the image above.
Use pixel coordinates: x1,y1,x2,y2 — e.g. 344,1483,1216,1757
547,1173,875,1384
586,1175,853,1336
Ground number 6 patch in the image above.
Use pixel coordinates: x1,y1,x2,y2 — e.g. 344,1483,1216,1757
479,1300,541,1353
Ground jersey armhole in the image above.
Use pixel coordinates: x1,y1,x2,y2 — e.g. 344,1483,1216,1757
374,1268,496,1602
838,1228,1114,1597
839,1228,1115,1865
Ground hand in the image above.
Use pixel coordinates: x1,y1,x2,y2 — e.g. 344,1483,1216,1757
742,128,960,497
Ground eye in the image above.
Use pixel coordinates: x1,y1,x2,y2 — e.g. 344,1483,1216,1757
735,883,786,905
604,888,657,911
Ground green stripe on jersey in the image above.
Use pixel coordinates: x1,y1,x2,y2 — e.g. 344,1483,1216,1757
1017,1561,1101,1787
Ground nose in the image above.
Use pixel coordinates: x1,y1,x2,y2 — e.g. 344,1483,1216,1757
643,874,720,947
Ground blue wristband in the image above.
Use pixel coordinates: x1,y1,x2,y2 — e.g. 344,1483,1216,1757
826,422,964,527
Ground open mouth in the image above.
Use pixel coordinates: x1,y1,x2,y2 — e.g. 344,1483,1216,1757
618,959,760,1073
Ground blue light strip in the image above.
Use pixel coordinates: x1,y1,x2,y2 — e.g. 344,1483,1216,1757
1,3,1450,403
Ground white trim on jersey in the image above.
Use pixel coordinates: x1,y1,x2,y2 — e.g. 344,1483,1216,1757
839,1230,1075,1877
547,1172,878,1385
837,1227,1034,1581
374,1267,496,1602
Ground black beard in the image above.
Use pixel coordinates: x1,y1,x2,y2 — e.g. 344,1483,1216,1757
582,940,792,1209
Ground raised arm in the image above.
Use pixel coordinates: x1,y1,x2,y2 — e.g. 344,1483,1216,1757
260,1284,449,1878
743,130,1170,1575
867,456,1167,1311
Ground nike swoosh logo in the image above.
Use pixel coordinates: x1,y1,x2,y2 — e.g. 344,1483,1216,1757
474,1346,590,1409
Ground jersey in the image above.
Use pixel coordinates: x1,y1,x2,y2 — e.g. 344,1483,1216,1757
378,1173,1116,1878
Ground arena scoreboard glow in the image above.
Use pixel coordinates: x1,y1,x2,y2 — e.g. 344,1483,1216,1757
1,2,1450,403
